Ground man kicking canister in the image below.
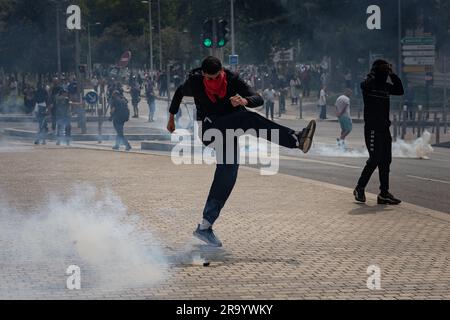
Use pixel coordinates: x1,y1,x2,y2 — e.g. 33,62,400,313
167,56,316,247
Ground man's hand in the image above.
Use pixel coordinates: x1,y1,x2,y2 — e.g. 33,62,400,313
230,95,248,108
167,114,176,133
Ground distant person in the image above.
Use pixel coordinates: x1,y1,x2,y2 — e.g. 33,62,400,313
130,81,141,118
145,79,156,122
110,90,131,151
23,84,35,115
50,78,62,132
344,69,352,89
278,87,287,117
290,77,300,105
318,85,327,120
91,76,99,93
33,83,49,145
354,60,404,205
405,87,416,120
54,88,72,146
335,89,353,149
263,84,276,121
301,68,311,98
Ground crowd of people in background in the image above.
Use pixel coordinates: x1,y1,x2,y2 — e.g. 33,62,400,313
0,62,362,151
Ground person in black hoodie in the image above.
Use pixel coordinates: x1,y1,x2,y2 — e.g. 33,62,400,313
354,60,404,205
110,90,131,151
167,56,316,247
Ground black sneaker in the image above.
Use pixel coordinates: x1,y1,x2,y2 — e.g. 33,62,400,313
378,192,402,205
34,140,39,145
126,145,132,152
112,145,120,151
297,120,316,154
354,186,366,203
193,225,223,247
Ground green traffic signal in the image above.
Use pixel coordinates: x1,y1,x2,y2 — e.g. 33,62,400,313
217,19,229,48
204,38,213,48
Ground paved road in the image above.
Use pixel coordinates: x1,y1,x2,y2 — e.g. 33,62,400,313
2,97,449,214
1,147,449,299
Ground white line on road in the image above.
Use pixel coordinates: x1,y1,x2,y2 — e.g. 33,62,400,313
278,155,362,169
406,175,450,185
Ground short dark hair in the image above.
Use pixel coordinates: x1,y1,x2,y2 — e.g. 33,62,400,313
201,56,222,75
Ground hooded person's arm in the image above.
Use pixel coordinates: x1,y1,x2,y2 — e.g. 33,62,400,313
387,73,405,96
235,75,264,108
360,72,377,92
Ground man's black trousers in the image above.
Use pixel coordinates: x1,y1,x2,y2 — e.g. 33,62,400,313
357,128,392,193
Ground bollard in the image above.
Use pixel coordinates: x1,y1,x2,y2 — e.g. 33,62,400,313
393,115,398,142
417,105,423,137
444,107,448,134
299,95,303,119
435,118,440,145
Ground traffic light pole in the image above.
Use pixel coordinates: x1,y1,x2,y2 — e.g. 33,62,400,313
211,18,219,59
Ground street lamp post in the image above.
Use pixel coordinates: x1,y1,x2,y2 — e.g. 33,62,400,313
158,0,163,71
142,0,154,73
231,0,235,56
56,2,62,76
87,22,101,80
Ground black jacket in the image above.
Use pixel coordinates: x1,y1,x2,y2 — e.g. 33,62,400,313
361,72,404,131
169,68,264,121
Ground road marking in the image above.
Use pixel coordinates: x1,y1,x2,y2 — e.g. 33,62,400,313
278,155,362,169
406,175,450,185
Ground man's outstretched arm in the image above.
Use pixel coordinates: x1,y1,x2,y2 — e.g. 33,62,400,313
167,78,194,133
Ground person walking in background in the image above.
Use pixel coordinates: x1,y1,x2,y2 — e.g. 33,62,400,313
344,69,352,89
290,77,300,105
54,88,72,146
33,83,49,145
263,84,276,121
278,87,287,117
130,80,141,118
145,78,156,122
335,89,353,149
110,90,131,151
318,85,327,120
354,60,404,205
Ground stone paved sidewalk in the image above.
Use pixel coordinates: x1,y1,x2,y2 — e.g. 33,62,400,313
0,146,449,300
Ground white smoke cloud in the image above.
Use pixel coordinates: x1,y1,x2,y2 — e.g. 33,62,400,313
310,131,434,159
0,185,168,298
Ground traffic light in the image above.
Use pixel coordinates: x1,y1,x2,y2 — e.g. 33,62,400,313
217,19,229,48
202,19,213,48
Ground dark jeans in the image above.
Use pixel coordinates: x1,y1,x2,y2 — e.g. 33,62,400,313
56,117,71,143
357,128,392,193
279,99,286,117
113,119,130,147
36,115,48,142
265,101,274,120
319,105,327,120
201,110,298,225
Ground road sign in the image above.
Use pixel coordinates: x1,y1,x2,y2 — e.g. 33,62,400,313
403,57,435,66
401,36,435,45
117,51,132,68
229,55,239,65
84,91,98,105
402,51,435,57
403,66,427,73
402,45,435,51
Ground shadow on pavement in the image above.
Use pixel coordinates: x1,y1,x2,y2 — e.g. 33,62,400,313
348,203,395,215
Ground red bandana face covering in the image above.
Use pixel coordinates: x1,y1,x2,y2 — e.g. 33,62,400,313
203,70,227,103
